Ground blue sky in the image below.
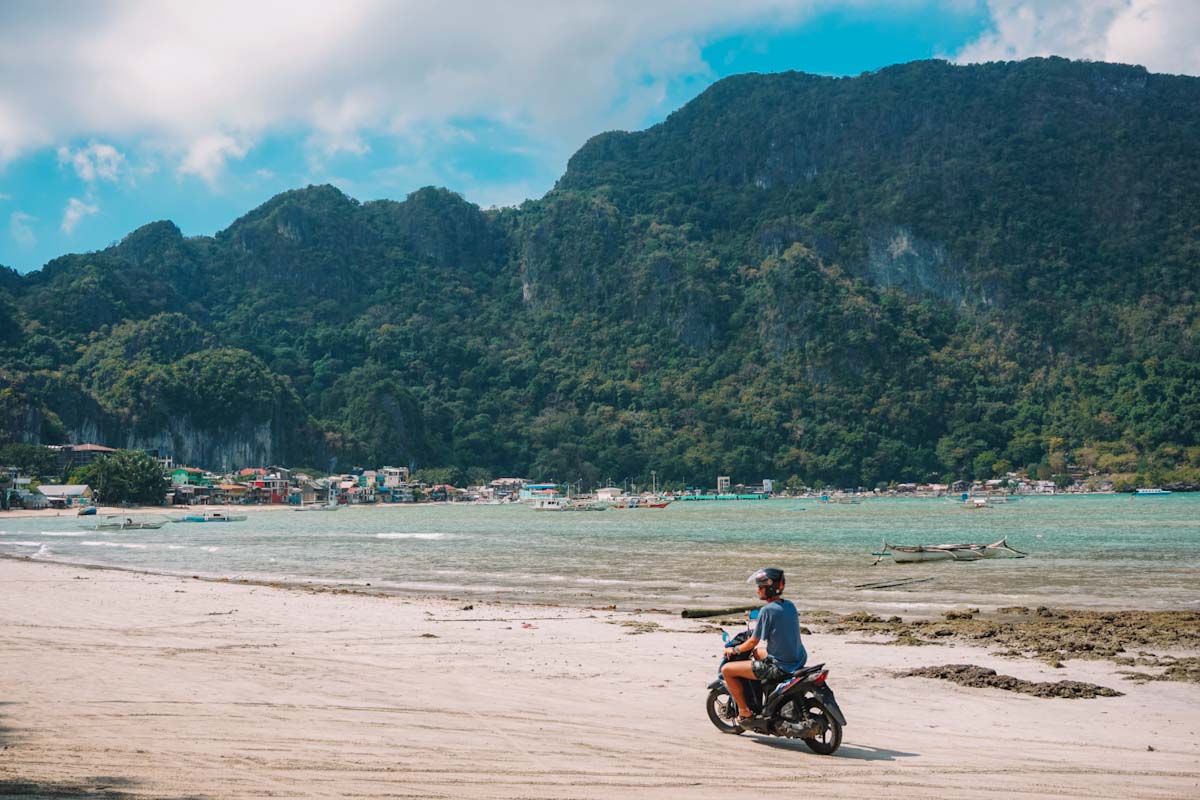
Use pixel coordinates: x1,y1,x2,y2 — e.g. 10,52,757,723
1,1,1197,274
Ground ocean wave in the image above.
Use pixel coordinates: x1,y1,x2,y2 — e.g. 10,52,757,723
38,531,90,537
81,541,148,549
573,575,666,586
376,533,448,540
0,541,46,547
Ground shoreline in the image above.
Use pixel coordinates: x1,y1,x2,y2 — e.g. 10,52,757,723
7,550,1196,617
5,550,1199,622
0,502,386,519
1,557,1197,798
3,488,1188,520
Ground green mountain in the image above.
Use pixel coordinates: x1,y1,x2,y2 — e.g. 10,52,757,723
2,57,1198,488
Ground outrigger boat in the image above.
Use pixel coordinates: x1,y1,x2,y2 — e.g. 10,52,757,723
294,497,340,511
611,495,673,509
173,510,248,523
566,500,609,512
85,515,167,531
529,497,609,511
874,537,1026,564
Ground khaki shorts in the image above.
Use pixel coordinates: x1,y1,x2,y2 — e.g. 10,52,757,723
751,655,790,683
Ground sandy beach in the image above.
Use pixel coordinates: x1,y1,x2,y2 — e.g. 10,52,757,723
0,557,1197,799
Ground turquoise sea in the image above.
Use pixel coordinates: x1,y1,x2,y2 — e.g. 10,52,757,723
2,495,1197,613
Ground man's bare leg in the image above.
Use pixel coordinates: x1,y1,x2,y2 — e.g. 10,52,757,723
721,661,757,720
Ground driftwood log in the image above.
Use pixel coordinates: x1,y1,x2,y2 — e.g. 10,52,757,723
680,604,761,619
854,576,935,591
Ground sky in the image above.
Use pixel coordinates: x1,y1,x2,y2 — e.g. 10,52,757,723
1,0,1198,274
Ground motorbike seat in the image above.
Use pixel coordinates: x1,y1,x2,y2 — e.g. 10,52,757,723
763,662,826,695
788,662,825,679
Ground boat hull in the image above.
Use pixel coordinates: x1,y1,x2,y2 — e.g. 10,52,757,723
612,497,673,509
889,549,955,563
176,514,247,522
881,537,1025,563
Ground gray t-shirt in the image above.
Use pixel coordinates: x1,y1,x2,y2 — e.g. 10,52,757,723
753,598,807,673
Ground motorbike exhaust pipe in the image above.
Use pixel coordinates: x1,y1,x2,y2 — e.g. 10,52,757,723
779,720,822,739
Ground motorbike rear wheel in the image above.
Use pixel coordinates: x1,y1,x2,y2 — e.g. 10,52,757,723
705,687,744,735
799,697,842,755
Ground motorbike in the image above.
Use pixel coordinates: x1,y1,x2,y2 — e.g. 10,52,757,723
705,610,846,755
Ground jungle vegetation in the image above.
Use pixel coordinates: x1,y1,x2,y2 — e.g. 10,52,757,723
0,58,1197,489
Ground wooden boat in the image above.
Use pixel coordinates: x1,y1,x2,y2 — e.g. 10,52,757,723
876,537,1026,564
174,510,248,523
565,500,609,512
612,495,673,509
86,516,167,530
529,496,571,511
294,498,340,511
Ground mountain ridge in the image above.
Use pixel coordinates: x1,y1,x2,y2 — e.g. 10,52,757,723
1,57,1197,487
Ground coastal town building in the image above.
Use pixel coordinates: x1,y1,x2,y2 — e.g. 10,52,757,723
1,435,1141,514
170,467,219,504
427,484,464,501
518,483,559,500
213,483,250,504
35,484,93,508
488,478,525,501
48,443,116,476
248,468,291,503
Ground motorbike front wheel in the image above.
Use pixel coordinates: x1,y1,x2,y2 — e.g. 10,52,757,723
705,686,744,735
800,697,842,755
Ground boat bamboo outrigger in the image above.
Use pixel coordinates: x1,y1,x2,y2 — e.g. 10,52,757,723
873,537,1026,564
85,515,167,531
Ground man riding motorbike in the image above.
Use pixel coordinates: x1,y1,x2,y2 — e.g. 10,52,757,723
720,567,807,728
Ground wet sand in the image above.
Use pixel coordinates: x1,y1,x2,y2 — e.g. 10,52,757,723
1,557,1197,799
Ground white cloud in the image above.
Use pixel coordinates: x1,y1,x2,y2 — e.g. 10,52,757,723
57,141,126,182
60,197,99,234
9,211,35,247
956,1,1200,76
0,1,829,181
22,0,1190,204
177,133,250,185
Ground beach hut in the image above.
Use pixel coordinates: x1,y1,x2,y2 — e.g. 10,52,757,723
36,484,94,508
